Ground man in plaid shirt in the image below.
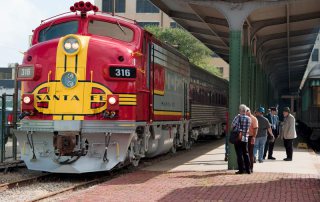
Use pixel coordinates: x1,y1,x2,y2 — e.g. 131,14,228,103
232,104,252,174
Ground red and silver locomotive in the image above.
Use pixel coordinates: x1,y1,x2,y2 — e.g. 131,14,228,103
14,2,228,173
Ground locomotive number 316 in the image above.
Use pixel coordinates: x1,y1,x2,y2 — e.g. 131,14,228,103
110,67,136,78
115,69,131,77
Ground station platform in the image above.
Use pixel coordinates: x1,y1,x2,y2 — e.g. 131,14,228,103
61,139,320,202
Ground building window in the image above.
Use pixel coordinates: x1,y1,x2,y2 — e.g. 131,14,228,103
170,22,177,28
312,49,319,62
102,0,126,13
0,72,11,80
136,0,159,13
137,22,159,27
170,22,182,29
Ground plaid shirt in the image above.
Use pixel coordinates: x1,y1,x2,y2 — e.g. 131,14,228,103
232,114,252,142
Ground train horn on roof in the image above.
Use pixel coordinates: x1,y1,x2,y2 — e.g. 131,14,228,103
70,1,99,15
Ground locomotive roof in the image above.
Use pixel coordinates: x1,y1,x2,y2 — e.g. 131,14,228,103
190,64,228,90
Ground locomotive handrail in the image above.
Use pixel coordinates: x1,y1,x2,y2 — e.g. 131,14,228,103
41,11,137,25
41,12,75,24
95,11,137,24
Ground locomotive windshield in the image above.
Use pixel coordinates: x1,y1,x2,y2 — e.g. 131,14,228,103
88,20,134,42
38,21,79,42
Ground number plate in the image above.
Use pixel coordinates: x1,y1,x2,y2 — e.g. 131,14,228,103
109,67,136,78
17,66,34,79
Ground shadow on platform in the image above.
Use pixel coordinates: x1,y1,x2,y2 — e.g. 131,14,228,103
143,138,320,175
143,138,228,172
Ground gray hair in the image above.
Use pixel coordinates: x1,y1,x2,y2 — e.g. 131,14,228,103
239,104,248,113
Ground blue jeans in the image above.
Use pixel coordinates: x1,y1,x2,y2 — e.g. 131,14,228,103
254,136,267,161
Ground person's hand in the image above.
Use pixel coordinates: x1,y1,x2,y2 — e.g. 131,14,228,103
270,135,275,142
251,137,255,144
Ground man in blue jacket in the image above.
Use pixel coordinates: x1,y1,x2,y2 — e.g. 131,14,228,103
264,107,279,160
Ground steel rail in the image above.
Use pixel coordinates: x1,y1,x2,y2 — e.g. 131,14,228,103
28,175,113,202
0,173,52,191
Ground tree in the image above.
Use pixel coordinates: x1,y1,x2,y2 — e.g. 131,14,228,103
144,26,222,77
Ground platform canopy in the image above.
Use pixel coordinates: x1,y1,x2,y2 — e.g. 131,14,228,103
150,0,320,95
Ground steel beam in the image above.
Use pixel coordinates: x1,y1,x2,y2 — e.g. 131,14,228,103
266,53,310,63
188,3,229,48
263,39,316,55
191,31,229,40
264,48,313,64
251,11,320,38
170,10,229,27
257,28,319,51
267,55,309,65
195,36,229,48
271,59,308,68
262,42,315,63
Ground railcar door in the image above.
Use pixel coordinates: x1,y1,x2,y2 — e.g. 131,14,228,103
148,40,154,122
137,34,153,122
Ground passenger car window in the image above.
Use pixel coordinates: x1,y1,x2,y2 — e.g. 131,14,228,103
38,21,78,42
88,20,134,42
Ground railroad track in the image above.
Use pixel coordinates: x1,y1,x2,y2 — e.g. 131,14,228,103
0,173,52,191
28,175,112,202
26,149,189,202
0,140,213,201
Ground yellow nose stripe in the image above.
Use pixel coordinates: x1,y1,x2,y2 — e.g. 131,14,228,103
52,35,91,120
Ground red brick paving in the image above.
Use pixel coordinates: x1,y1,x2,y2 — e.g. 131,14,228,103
61,171,320,202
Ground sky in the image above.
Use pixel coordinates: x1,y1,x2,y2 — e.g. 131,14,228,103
0,0,94,67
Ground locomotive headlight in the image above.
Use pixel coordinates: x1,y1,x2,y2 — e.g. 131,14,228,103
64,42,72,50
23,96,31,104
108,97,117,105
61,72,77,88
72,42,79,50
63,36,81,55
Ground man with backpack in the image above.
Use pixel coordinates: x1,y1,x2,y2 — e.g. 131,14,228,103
231,104,252,174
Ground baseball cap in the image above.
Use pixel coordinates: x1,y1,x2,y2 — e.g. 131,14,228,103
257,107,265,113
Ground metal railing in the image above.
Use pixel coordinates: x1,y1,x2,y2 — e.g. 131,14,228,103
0,64,19,163
0,93,19,163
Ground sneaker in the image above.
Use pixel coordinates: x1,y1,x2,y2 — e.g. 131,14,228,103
258,160,263,163
268,157,276,160
235,171,244,174
283,158,292,161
